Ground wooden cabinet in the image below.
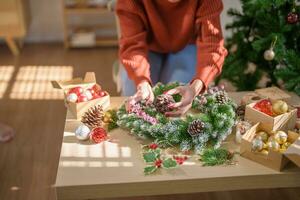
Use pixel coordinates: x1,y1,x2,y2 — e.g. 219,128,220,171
0,0,31,55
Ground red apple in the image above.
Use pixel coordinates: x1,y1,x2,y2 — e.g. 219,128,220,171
68,87,84,96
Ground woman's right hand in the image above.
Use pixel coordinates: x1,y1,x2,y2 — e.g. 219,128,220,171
126,81,154,111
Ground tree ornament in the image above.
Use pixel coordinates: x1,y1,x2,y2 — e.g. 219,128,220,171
272,100,288,115
68,87,84,96
77,94,88,103
235,120,252,144
154,94,175,114
256,131,269,143
92,84,102,95
215,91,229,104
75,124,91,141
253,99,274,116
268,140,280,152
264,48,275,61
90,127,107,143
83,90,93,100
286,10,299,24
251,137,264,152
81,105,104,128
66,93,78,103
187,119,205,137
274,131,288,144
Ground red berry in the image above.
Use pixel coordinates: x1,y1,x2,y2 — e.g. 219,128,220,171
149,143,158,149
155,159,162,167
68,87,84,96
77,94,88,103
90,127,107,143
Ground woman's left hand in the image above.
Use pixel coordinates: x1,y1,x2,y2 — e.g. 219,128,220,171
165,79,204,117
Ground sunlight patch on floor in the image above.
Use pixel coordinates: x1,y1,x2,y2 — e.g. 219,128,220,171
0,66,15,99
9,66,73,100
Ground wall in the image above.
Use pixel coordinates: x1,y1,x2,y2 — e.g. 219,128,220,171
25,0,241,42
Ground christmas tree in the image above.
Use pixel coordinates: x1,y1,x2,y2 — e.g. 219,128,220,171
218,0,300,95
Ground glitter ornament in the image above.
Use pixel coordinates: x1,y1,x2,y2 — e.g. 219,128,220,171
66,93,78,103
274,131,288,144
268,140,280,152
256,131,269,143
264,48,275,61
90,127,107,143
68,87,84,96
83,90,93,100
251,138,264,152
272,100,288,115
253,99,273,116
75,124,91,140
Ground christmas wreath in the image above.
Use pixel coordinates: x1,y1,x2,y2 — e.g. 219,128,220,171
115,82,237,153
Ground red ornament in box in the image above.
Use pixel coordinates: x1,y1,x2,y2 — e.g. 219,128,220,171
253,99,274,116
68,87,84,96
90,127,108,143
77,94,88,103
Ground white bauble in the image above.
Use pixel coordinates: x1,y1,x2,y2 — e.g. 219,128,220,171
75,124,91,141
264,49,275,61
66,93,78,103
83,90,93,100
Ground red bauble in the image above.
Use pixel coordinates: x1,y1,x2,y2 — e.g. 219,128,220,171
253,99,273,116
155,159,162,168
92,84,102,94
68,87,84,96
99,91,107,97
77,94,88,103
90,127,108,143
287,12,299,24
148,143,158,150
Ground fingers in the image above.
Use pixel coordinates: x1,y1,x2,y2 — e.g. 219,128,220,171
166,106,190,117
165,88,180,95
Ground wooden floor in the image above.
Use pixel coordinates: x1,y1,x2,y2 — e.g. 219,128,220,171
0,43,299,200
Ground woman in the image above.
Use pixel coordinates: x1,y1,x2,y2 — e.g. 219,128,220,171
117,0,227,116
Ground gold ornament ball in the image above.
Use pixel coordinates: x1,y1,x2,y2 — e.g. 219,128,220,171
274,131,288,144
256,131,269,142
261,149,269,156
264,49,275,61
268,140,280,152
272,100,288,115
252,138,264,152
282,142,291,149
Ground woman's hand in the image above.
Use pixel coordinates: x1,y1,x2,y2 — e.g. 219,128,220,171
165,79,204,117
126,81,154,111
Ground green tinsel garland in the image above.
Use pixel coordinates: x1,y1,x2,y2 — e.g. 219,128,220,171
112,82,237,153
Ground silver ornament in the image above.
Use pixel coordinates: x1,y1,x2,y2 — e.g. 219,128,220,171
251,137,264,152
67,93,78,103
75,124,91,141
264,49,275,61
83,90,93,100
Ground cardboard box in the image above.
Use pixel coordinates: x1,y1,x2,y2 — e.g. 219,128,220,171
255,87,291,101
52,72,110,119
241,123,300,171
245,101,297,132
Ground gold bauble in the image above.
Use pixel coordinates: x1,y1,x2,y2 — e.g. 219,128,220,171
252,138,264,152
282,142,291,149
261,149,269,156
274,131,288,144
264,48,275,61
268,140,280,152
272,100,288,115
256,131,269,142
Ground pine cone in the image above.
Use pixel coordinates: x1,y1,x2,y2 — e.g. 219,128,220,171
154,94,175,114
236,105,246,120
215,91,229,105
81,105,104,128
188,119,205,137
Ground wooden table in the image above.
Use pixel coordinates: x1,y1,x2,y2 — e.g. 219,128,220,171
55,94,300,200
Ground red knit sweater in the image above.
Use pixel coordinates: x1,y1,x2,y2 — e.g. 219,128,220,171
116,0,228,88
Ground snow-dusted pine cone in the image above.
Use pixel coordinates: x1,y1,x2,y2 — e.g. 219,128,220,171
154,94,175,114
81,105,104,128
215,91,229,105
188,119,205,137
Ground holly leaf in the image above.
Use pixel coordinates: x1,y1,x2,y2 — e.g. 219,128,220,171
162,158,178,169
144,166,157,175
143,152,157,163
